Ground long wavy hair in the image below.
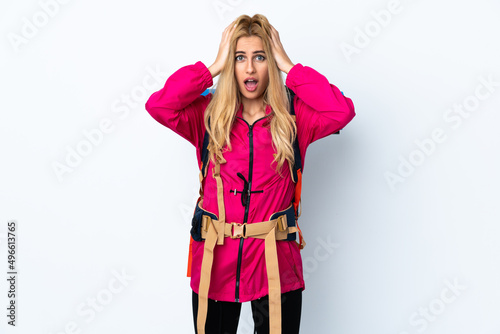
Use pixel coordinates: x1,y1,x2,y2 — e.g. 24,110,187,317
204,14,297,177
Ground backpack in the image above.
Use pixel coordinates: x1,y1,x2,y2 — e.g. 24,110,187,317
186,86,339,276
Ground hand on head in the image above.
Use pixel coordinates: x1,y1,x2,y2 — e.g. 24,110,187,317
208,19,238,78
268,24,294,74
208,19,295,78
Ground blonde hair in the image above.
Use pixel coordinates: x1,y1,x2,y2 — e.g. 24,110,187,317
204,14,297,177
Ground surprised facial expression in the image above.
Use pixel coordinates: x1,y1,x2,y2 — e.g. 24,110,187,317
234,36,269,101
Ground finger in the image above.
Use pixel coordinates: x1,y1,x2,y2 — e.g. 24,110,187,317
224,20,237,37
270,25,278,37
224,20,236,32
269,29,279,45
223,22,236,39
269,25,275,37
268,27,276,42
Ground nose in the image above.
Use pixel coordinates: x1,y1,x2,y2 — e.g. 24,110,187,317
245,59,255,73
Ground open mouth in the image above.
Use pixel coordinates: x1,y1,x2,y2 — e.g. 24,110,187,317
244,79,258,92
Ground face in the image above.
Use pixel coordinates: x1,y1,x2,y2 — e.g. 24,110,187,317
234,36,269,102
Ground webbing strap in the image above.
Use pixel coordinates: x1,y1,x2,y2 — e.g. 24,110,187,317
265,226,281,333
196,155,290,334
197,154,226,334
200,215,299,240
196,218,218,334
212,154,226,246
197,214,293,334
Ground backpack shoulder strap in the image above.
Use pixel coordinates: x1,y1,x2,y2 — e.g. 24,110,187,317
200,116,211,178
199,89,213,178
286,86,305,249
200,128,210,177
285,86,303,181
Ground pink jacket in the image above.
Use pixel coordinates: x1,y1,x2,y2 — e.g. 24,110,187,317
145,61,355,302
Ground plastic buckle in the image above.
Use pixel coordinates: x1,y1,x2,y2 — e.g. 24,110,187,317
231,223,247,239
277,215,287,232
203,216,211,232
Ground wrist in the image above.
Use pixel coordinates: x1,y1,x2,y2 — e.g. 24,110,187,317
208,63,222,78
283,62,295,74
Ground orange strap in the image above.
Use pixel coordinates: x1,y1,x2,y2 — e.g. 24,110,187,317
293,168,306,250
293,168,302,215
186,236,194,277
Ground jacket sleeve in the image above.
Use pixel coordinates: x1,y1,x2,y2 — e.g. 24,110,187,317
286,63,356,151
145,61,213,150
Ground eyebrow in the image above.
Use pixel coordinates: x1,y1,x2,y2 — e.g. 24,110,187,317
235,50,266,54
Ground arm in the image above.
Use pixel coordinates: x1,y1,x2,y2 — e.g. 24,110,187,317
145,61,213,148
145,19,238,149
286,63,356,146
267,24,355,146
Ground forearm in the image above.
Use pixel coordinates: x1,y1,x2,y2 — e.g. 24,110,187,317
286,63,355,118
145,61,213,113
208,63,221,78
144,61,212,147
288,63,356,143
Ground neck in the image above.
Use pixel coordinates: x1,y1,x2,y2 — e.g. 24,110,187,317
241,96,266,116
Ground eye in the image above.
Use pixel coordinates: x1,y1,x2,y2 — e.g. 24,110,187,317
255,55,266,61
235,55,244,61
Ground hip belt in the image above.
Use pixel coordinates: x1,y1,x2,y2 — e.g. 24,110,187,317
193,199,298,334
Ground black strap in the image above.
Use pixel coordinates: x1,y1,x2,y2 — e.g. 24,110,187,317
286,87,303,182
200,119,210,178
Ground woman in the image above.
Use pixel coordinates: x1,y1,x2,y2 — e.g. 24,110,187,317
145,14,355,334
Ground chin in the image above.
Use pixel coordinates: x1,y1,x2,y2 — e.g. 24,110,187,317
239,87,265,100
243,92,264,100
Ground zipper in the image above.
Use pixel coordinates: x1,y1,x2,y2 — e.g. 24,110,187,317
234,115,267,303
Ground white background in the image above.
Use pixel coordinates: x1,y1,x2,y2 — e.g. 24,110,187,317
1,0,499,333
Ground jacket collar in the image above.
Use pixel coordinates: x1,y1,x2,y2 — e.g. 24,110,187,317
236,103,273,120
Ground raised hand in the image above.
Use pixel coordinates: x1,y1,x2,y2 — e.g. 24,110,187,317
269,24,295,74
208,19,238,78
